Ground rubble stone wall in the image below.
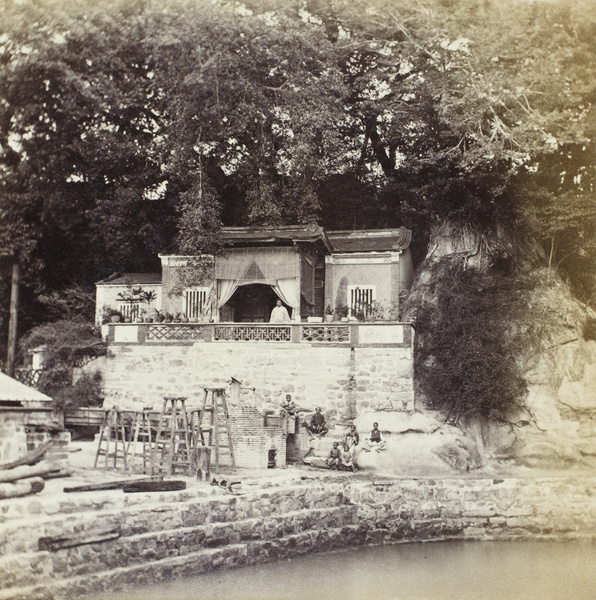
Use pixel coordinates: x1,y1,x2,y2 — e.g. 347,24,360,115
345,476,596,542
100,342,414,418
1,475,595,599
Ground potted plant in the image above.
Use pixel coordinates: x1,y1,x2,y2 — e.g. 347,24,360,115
105,308,124,323
139,289,157,316
368,300,386,322
335,303,349,322
325,304,335,323
306,306,322,323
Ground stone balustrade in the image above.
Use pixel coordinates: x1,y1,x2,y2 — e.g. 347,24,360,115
105,321,413,348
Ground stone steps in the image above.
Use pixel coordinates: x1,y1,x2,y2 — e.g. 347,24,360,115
0,524,366,600
0,477,358,595
0,504,357,590
0,481,347,555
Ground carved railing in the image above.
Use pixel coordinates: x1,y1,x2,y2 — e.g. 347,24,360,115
108,322,413,347
213,324,292,342
301,324,350,343
147,324,206,341
13,368,43,386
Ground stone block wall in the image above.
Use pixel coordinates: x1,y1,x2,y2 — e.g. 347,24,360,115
1,474,595,600
344,476,596,543
26,429,71,470
100,342,414,422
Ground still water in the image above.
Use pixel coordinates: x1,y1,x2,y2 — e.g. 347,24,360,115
97,540,596,600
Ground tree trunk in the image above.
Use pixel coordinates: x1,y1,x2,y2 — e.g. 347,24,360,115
6,260,20,377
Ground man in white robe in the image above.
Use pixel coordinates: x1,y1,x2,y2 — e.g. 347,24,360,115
270,299,291,323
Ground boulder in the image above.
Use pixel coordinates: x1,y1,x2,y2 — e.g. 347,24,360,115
352,410,483,475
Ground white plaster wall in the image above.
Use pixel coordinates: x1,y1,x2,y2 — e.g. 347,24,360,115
95,284,162,325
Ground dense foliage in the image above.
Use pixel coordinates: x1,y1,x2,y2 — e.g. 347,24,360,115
18,321,105,409
415,261,530,424
0,0,594,421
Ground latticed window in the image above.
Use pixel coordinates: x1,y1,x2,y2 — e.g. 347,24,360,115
185,287,210,319
348,285,375,318
119,303,140,320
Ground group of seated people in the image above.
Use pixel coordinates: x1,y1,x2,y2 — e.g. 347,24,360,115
326,422,387,470
280,396,387,470
326,425,359,471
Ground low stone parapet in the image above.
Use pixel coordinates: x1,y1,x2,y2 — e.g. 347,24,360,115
1,473,595,599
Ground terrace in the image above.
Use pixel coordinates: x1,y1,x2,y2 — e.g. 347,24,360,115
104,321,413,348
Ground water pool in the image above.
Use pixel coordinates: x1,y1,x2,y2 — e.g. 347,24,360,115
96,539,596,600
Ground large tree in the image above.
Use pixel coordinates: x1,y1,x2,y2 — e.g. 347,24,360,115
1,0,594,403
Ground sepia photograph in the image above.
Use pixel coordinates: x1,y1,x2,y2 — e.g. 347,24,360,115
0,1,595,598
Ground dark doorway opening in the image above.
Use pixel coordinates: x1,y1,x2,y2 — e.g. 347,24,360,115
224,284,289,323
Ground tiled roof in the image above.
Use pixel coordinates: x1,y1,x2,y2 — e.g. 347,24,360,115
220,224,331,249
96,273,162,286
0,372,52,403
326,227,412,252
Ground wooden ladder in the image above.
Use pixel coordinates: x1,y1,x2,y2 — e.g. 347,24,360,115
195,388,236,471
149,397,193,476
94,407,128,470
125,410,154,474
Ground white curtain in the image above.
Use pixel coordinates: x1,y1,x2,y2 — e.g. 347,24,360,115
215,252,252,309
272,278,300,320
217,280,239,309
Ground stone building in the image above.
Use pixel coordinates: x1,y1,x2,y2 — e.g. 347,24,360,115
94,226,416,469
95,225,414,325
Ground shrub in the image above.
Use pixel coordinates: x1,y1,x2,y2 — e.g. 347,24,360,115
18,320,106,410
415,260,528,424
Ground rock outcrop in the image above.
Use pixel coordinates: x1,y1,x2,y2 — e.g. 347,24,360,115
404,221,596,470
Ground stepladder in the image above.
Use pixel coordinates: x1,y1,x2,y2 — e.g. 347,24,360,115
94,407,128,470
193,388,236,472
150,397,193,476
125,410,155,474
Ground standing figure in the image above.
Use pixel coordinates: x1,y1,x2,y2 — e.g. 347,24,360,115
270,300,291,323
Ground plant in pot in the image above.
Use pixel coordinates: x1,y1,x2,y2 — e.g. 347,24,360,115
325,304,335,323
368,300,386,322
335,303,349,322
106,308,124,323
139,289,157,318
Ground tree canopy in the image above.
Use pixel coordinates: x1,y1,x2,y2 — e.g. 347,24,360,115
1,0,594,351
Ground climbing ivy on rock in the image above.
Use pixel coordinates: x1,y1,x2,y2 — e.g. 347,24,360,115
415,260,530,424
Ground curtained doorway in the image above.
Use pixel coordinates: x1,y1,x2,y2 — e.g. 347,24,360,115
223,284,290,323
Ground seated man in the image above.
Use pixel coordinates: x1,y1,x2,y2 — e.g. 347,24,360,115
363,422,387,452
280,394,307,416
327,442,342,470
304,407,329,438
